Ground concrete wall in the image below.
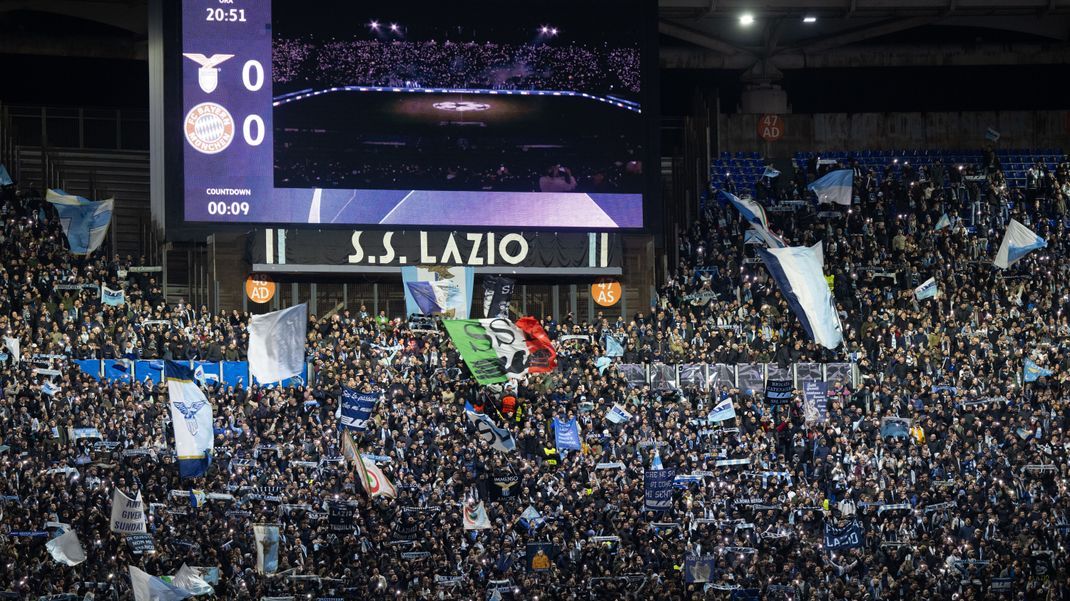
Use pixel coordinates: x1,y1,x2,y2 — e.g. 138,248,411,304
718,110,1069,158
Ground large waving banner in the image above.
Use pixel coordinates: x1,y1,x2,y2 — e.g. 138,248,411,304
443,317,556,385
442,320,510,385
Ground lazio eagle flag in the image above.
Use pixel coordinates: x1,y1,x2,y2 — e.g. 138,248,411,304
166,361,214,478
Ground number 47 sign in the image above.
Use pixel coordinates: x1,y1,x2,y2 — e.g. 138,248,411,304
758,114,784,142
591,279,621,307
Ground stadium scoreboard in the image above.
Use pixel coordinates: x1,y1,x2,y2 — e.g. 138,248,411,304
174,0,655,230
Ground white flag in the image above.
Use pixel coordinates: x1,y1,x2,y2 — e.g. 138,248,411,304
707,398,737,422
463,501,491,530
914,277,938,300
606,403,634,424
253,524,280,575
2,336,18,362
172,564,214,596
110,488,147,534
165,361,214,478
248,304,307,383
129,566,192,601
354,452,397,498
46,529,86,566
994,219,1046,269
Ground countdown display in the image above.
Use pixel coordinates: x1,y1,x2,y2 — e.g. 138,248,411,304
179,0,653,229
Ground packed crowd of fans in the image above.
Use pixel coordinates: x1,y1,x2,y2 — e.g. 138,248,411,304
273,39,641,95
274,142,644,194
1,144,1070,600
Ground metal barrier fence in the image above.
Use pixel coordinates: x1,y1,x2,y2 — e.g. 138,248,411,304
615,362,858,392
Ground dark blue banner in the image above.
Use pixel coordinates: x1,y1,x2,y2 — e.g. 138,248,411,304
339,388,378,431
643,469,676,511
823,521,864,550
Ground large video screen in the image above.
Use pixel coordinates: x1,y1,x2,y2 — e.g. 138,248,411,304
179,0,652,228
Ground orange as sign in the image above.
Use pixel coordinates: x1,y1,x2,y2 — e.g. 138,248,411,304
758,114,783,141
591,279,621,307
245,274,276,304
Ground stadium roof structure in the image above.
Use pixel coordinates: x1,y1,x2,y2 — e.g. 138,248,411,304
660,0,1070,70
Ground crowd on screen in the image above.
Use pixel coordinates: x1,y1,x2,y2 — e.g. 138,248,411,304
273,39,641,95
273,146,644,194
2,144,1070,601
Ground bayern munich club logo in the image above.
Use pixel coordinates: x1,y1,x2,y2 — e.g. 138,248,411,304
184,102,235,154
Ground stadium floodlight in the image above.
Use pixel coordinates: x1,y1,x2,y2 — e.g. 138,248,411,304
369,20,380,30
550,28,558,35
739,13,755,26
389,23,400,32
540,26,549,34
803,15,817,23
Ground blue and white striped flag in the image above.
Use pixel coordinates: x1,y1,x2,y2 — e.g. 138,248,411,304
0,164,12,186
46,189,113,254
762,166,781,179
934,213,951,231
994,219,1046,269
757,245,843,349
807,169,853,206
914,277,938,301
718,190,786,248
166,361,214,478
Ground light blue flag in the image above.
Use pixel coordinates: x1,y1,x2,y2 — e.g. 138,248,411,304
762,166,781,179
651,448,664,470
808,169,853,206
165,361,214,478
718,190,786,248
41,381,61,396
1023,358,1053,383
994,219,1046,269
707,398,736,422
914,277,938,301
0,164,12,186
604,334,624,358
46,189,113,254
101,285,126,307
595,356,612,375
552,417,582,451
934,213,951,231
757,245,843,349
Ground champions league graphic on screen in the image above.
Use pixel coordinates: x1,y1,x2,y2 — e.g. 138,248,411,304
180,0,651,228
